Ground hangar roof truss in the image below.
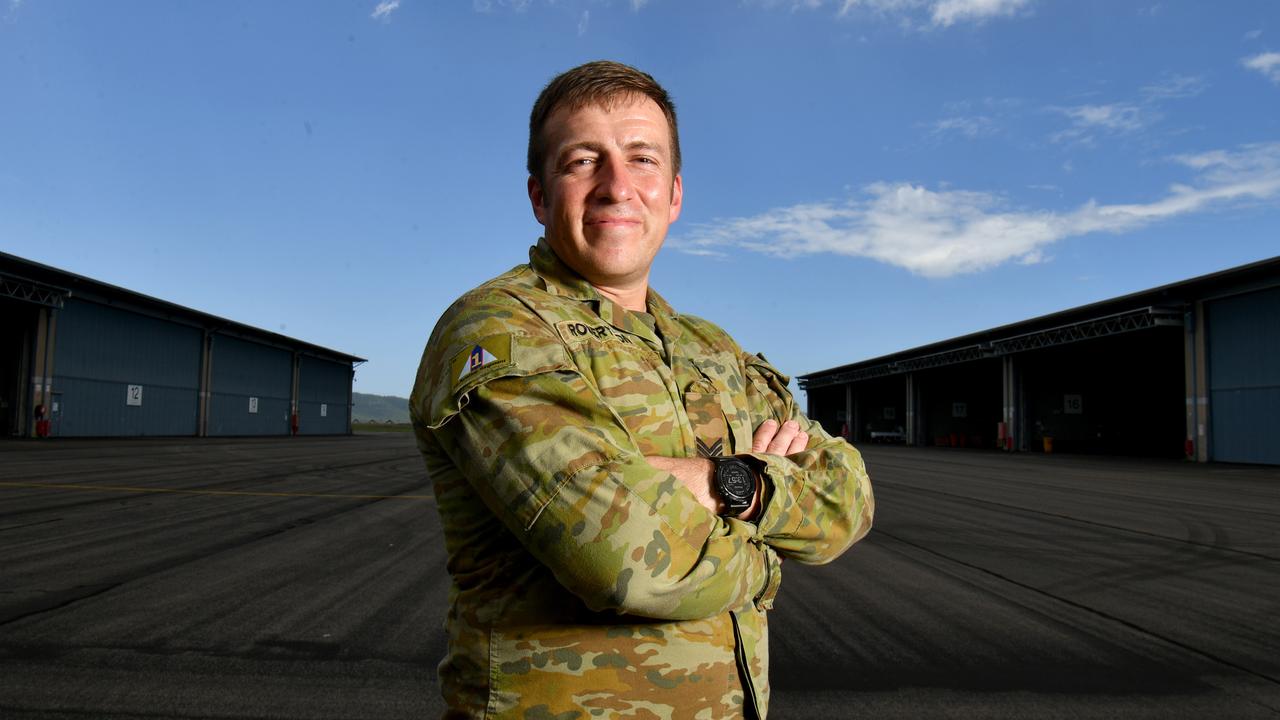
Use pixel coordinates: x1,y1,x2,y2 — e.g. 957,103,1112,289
1,271,69,309
800,306,1184,389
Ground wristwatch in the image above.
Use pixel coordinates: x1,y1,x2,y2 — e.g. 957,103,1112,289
710,455,757,516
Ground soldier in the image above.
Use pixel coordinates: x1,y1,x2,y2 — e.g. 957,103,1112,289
410,60,873,719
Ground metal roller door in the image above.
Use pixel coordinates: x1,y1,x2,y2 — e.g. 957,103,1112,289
297,356,350,435
52,298,201,437
207,334,292,436
1207,285,1280,465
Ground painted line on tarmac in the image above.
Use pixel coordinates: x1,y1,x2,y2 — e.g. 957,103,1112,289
0,481,433,501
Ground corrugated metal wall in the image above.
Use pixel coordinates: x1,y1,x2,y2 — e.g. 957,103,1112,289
297,355,350,435
1207,285,1280,465
207,334,292,436
52,298,202,436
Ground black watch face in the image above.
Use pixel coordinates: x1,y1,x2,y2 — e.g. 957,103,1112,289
718,460,754,501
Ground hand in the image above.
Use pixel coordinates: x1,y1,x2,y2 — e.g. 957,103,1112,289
752,419,809,456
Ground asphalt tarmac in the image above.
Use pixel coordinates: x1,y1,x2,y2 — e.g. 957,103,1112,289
1,434,1277,719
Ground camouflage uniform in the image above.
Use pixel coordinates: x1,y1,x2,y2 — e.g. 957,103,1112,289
410,240,873,719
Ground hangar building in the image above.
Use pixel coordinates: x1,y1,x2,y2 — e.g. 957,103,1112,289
800,256,1280,466
1,252,364,438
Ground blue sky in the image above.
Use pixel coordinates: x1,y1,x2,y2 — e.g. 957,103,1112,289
2,0,1277,398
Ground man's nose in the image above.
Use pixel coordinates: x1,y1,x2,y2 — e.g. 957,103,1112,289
591,154,634,203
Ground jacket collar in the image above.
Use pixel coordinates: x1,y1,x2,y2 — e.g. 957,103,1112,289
528,238,681,347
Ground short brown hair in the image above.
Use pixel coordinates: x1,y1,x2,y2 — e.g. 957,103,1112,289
527,60,681,182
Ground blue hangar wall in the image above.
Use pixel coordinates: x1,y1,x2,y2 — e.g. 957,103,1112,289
2,252,363,438
799,257,1280,467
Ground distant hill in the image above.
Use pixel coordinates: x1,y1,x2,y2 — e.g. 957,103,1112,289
351,392,411,424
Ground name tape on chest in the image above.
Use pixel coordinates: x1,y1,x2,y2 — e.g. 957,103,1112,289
555,321,635,347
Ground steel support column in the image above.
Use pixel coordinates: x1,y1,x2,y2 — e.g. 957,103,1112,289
1001,355,1022,451
844,383,854,441
197,330,212,437
29,306,58,438
852,385,861,443
290,351,301,436
1186,301,1209,462
905,372,919,446
347,365,355,435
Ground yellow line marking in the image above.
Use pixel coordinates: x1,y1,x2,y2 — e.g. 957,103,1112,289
0,481,433,500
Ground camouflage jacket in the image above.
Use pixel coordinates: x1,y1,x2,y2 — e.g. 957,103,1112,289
410,240,874,719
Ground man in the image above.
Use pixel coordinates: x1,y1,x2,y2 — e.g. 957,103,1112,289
410,60,873,719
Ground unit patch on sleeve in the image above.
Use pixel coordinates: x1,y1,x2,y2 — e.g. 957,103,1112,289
451,335,513,387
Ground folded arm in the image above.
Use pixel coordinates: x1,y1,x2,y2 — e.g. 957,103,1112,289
737,354,875,564
426,364,782,619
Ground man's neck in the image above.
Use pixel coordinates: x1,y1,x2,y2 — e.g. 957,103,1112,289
591,280,649,313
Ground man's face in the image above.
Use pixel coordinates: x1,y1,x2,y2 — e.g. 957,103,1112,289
528,96,683,291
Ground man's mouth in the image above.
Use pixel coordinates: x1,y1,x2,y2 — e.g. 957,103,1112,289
586,217,640,226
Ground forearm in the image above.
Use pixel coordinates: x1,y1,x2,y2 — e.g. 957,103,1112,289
643,455,762,521
746,434,873,563
741,354,875,564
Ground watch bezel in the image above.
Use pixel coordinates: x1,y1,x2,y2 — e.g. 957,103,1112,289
711,455,755,516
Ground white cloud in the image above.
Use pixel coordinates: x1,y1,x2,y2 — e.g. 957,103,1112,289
839,0,924,14
929,115,995,139
1242,52,1280,84
577,9,589,35
1244,29,1263,41
930,0,1030,27
1140,74,1209,101
1063,103,1144,131
371,0,401,21
832,0,1030,26
631,0,650,9
1049,103,1147,144
672,142,1280,278
473,0,530,12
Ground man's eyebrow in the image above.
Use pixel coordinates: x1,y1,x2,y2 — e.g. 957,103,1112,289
555,140,667,160
556,141,606,160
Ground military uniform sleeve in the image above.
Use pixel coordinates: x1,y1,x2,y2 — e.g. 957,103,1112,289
415,329,781,620
738,352,875,565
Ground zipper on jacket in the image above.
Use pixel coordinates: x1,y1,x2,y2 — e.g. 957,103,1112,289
729,611,762,719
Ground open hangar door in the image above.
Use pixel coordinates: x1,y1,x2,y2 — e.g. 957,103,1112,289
1206,286,1280,465
805,382,846,439
1018,326,1185,457
0,298,37,436
917,358,1002,449
804,373,907,444
856,375,908,444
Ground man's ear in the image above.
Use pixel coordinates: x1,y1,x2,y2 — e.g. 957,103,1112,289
668,174,683,224
528,175,548,226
